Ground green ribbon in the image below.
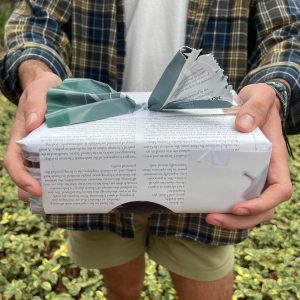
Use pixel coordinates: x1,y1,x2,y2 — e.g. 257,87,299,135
45,48,233,128
45,79,140,128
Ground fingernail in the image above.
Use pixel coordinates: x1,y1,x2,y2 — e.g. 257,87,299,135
209,219,223,227
238,114,254,130
235,208,250,215
24,185,35,195
26,112,38,127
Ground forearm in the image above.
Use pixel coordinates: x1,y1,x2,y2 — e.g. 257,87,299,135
0,0,71,104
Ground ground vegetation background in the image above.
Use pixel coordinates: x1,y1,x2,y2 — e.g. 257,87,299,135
0,3,299,299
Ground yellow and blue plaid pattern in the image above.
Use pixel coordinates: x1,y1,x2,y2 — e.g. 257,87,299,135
1,0,300,244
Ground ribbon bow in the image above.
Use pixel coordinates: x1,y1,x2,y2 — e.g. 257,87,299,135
45,79,139,128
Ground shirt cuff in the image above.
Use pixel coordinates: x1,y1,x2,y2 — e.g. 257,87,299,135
239,64,300,133
0,46,71,104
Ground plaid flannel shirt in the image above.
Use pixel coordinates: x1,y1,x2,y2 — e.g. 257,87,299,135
1,0,300,245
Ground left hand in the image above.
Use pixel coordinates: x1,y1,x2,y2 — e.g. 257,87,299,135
206,83,293,229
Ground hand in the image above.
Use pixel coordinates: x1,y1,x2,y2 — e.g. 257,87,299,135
206,83,293,229
3,60,62,202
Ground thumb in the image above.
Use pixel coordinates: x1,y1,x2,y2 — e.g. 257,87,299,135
20,87,48,132
22,72,61,132
235,85,275,133
24,96,47,132
235,111,256,133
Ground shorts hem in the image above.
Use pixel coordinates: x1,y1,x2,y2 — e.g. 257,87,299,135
148,251,234,281
67,239,146,270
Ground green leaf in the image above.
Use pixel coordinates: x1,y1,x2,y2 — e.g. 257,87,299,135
41,281,52,292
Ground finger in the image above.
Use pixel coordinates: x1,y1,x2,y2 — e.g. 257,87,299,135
232,181,292,217
22,88,47,132
18,188,30,203
4,140,42,197
4,96,44,197
264,116,291,187
206,209,275,230
235,84,276,132
207,133,292,229
232,125,291,216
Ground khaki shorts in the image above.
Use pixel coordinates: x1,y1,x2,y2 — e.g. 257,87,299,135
67,214,234,281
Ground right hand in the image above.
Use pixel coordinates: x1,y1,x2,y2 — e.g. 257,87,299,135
3,61,62,202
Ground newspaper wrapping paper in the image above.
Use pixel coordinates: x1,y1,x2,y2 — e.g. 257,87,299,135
17,47,272,216
18,95,272,215
148,46,236,111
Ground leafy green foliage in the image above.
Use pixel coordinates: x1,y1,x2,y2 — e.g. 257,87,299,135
0,2,13,51
232,136,300,300
0,94,300,299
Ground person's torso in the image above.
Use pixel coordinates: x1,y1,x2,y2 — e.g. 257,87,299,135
122,0,189,92
69,0,253,92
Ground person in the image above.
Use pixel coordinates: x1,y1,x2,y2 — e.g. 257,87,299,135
1,1,299,299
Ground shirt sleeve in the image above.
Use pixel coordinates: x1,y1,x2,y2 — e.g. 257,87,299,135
239,1,300,134
0,0,72,105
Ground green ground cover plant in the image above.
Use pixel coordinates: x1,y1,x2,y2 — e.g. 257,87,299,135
0,2,299,299
0,3,172,299
0,2,13,51
0,95,299,299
